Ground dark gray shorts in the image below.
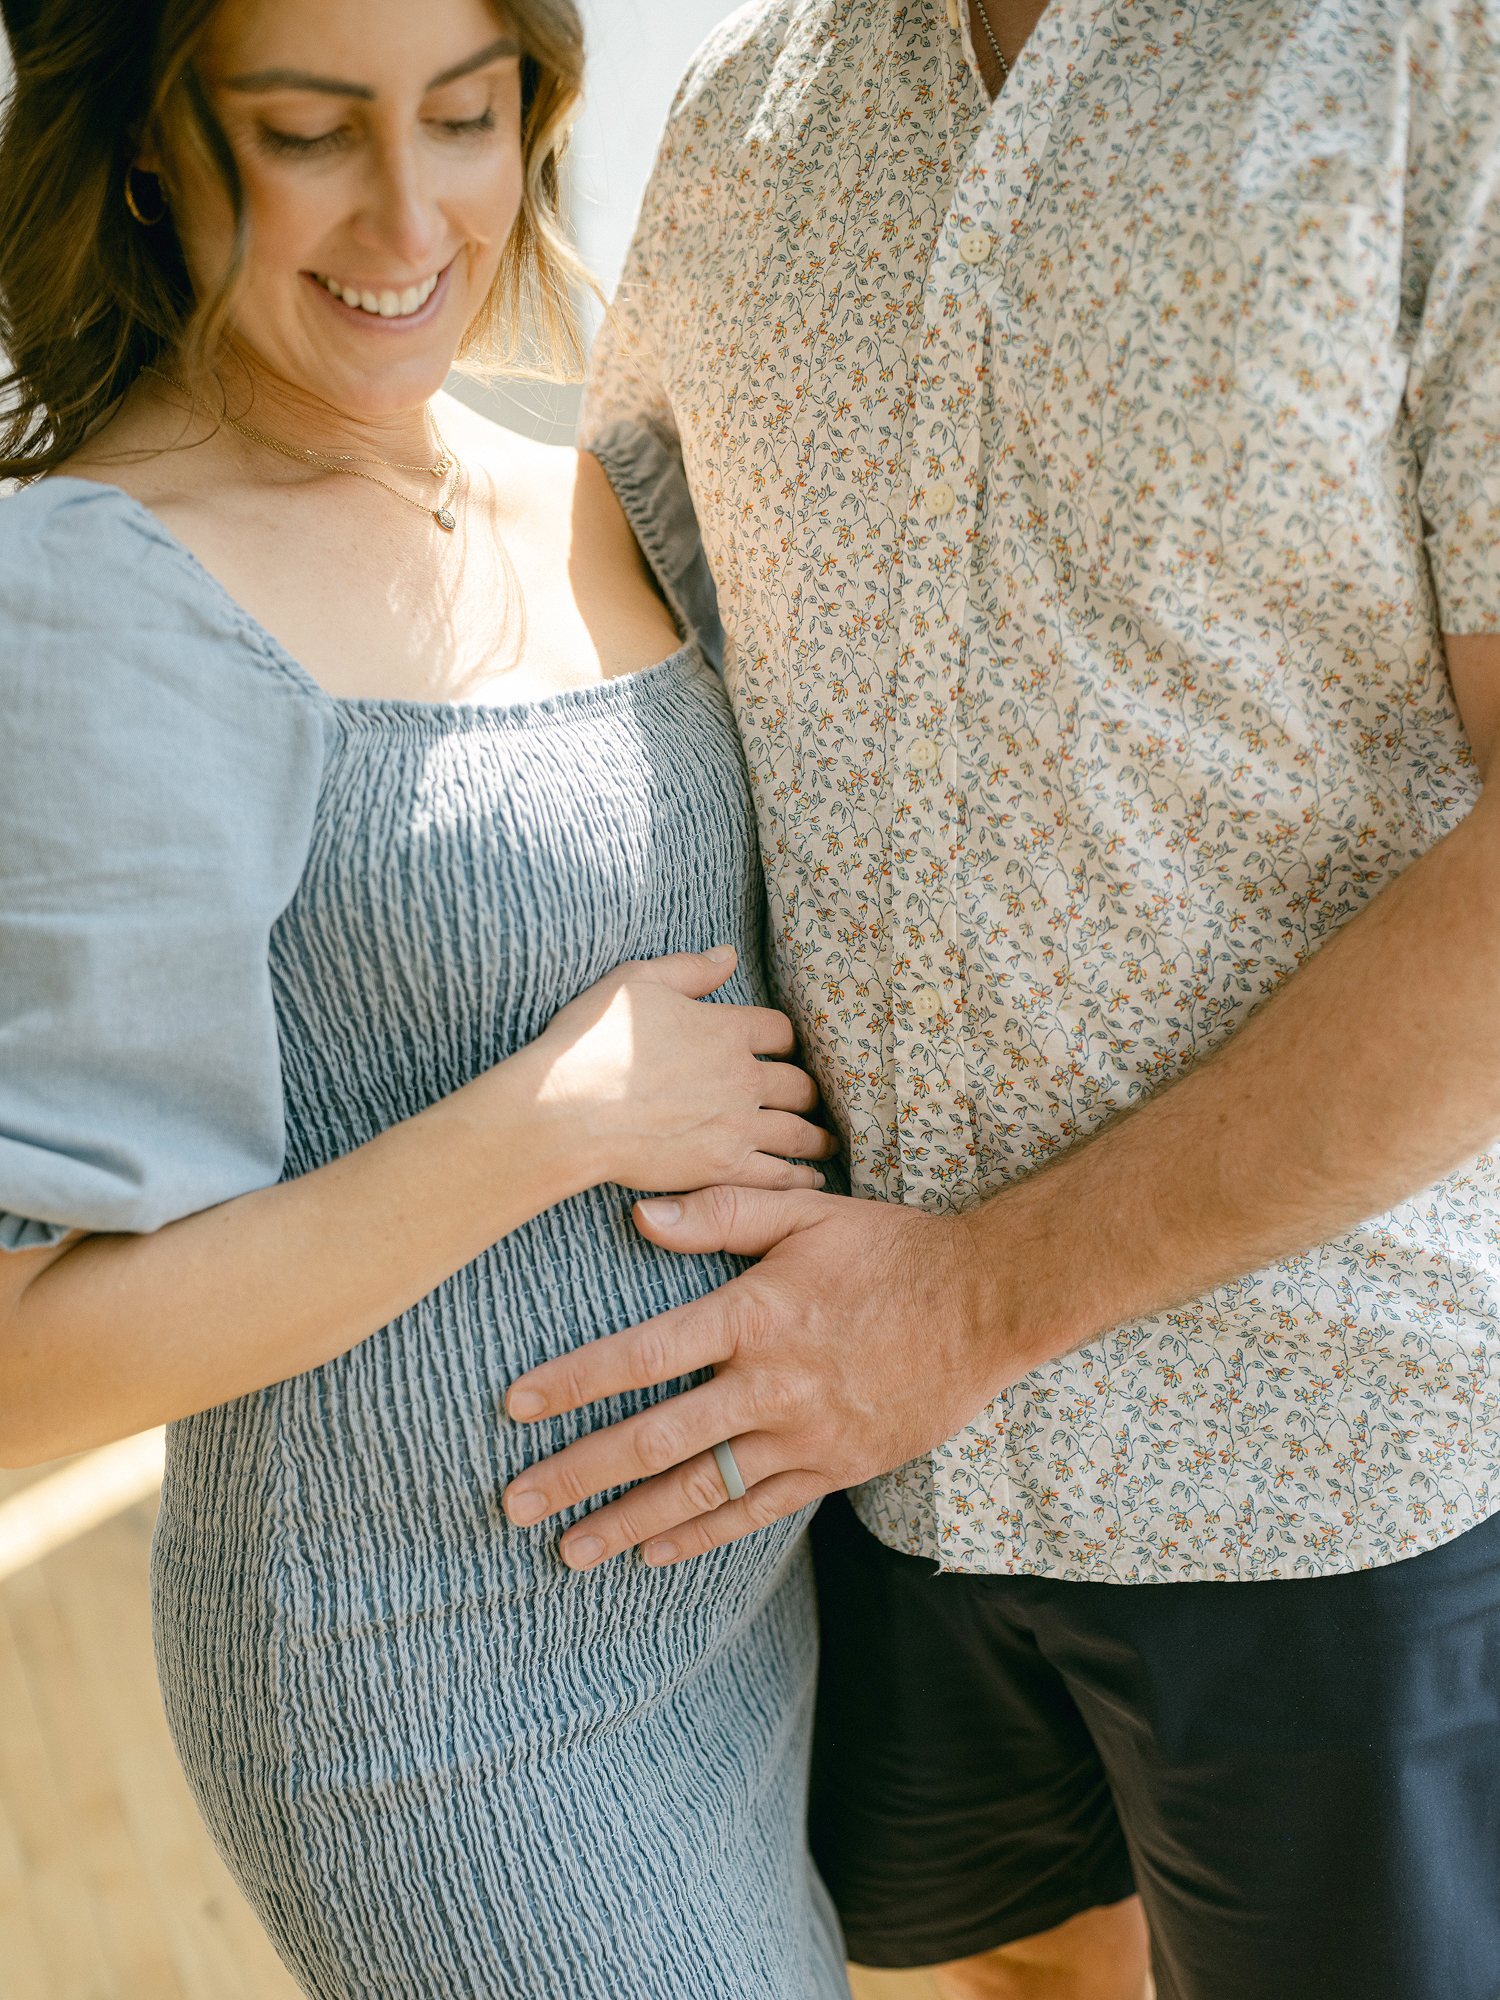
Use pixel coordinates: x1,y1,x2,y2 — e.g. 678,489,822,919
808,1491,1500,2000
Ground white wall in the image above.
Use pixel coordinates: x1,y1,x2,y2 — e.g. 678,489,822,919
570,0,735,300
451,0,739,443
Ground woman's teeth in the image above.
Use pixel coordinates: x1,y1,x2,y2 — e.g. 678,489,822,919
315,272,440,318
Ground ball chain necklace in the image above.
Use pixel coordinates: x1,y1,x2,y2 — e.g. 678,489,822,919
146,366,463,532
972,0,1012,86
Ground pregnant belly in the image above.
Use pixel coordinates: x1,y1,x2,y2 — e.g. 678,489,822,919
148,1183,814,1944
150,1179,812,1828
154,1183,768,1638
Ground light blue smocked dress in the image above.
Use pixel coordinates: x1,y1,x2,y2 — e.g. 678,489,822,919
0,433,847,2000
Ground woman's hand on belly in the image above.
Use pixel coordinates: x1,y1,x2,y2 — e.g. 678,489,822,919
0,944,833,1465
526,945,839,1195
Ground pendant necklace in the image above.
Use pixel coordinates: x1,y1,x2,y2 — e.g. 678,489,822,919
146,367,463,533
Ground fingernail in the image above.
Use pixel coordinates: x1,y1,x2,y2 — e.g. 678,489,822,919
507,1389,546,1420
507,1490,547,1524
562,1535,605,1569
705,944,735,962
637,1198,682,1227
813,1171,826,1188
643,1539,679,1566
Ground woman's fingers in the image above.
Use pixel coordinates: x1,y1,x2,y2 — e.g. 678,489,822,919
631,945,740,1000
729,1155,823,1192
738,1006,798,1057
631,963,800,1062
752,1110,841,1162
753,1058,821,1115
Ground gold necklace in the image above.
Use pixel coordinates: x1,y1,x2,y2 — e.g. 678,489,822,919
146,367,463,532
223,409,462,531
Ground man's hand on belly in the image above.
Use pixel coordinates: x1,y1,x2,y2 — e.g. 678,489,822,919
503,681,1500,1567
500,1187,1013,1566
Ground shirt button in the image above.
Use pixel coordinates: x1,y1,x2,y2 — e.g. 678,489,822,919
924,481,956,517
907,738,941,770
911,986,942,1021
960,228,994,266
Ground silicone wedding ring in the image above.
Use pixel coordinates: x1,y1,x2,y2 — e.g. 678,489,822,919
712,1440,748,1502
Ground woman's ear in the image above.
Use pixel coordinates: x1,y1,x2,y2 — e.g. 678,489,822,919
131,127,164,175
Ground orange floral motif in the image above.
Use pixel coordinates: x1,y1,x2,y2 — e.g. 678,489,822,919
585,0,1500,1582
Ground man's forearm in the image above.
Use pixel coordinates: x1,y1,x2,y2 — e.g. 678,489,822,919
969,770,1500,1375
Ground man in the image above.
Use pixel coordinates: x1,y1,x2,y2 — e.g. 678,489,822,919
502,2,1500,1994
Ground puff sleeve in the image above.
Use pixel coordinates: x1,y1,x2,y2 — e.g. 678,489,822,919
0,480,326,1248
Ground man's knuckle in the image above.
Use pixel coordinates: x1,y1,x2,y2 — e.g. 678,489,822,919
727,1286,778,1356
683,1462,729,1514
761,1372,807,1425
632,1327,675,1387
701,1182,742,1233
632,1418,682,1477
548,1461,588,1509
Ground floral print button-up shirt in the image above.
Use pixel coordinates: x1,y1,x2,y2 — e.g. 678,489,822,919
581,0,1500,1581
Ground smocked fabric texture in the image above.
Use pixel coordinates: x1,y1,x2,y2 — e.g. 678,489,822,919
0,469,846,2000
582,0,1500,1583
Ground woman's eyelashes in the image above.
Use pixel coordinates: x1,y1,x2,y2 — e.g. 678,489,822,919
256,106,497,159
439,108,497,137
257,123,353,157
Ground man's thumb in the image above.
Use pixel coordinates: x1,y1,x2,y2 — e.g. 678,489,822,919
633,1183,825,1256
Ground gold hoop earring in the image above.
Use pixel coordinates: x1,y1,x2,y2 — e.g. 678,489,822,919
124,166,168,227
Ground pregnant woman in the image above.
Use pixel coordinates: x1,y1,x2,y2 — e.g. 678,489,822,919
0,0,846,1994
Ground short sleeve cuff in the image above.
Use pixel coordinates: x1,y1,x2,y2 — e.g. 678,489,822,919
0,1212,72,1252
1427,514,1500,634
1422,424,1500,636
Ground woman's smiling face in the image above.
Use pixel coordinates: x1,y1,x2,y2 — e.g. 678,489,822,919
160,0,525,414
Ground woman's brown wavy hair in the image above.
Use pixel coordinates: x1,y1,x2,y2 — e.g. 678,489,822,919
0,0,587,480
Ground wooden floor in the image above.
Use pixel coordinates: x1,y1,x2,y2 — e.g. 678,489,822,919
0,1459,303,2000
0,1454,944,2000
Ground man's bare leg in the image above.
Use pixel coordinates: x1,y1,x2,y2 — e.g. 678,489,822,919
932,1896,1152,2000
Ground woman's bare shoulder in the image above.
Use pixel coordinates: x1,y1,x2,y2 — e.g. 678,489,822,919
433,392,677,669
51,384,221,516
436,390,653,571
432,389,576,490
